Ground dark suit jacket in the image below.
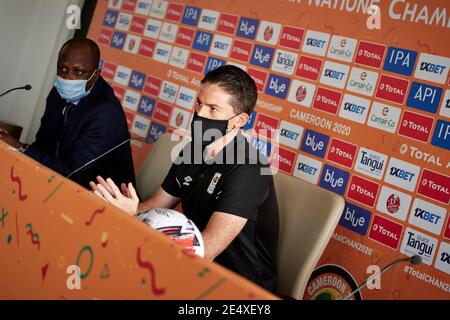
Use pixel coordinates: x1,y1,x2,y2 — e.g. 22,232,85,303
25,76,136,189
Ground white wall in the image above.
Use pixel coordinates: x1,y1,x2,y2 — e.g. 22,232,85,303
0,0,84,142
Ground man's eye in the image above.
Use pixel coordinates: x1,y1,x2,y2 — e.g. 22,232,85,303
75,70,83,76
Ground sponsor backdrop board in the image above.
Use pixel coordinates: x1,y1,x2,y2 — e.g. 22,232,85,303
88,0,450,299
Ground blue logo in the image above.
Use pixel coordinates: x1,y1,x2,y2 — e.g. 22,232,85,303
138,96,155,117
250,45,274,69
103,10,118,27
204,57,225,74
319,164,349,195
406,81,442,114
244,111,257,131
383,47,417,76
128,71,146,91
236,17,259,40
431,119,450,151
300,129,329,158
250,137,272,158
192,31,213,52
339,202,371,236
111,31,126,49
265,74,290,99
182,6,201,26
147,122,167,143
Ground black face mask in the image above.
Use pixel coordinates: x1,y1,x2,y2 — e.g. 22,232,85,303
190,112,240,146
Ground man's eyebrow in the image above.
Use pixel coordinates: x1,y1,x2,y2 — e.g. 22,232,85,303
197,97,222,109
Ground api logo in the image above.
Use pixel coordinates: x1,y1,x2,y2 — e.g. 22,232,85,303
250,45,274,69
182,6,201,26
244,111,257,131
432,119,450,151
147,122,167,143
339,202,371,236
128,70,146,91
204,57,225,74
111,31,126,49
406,82,442,114
250,137,272,158
383,47,417,76
137,96,155,117
265,74,290,99
236,17,259,40
319,164,349,195
301,129,329,158
103,10,118,27
192,31,213,52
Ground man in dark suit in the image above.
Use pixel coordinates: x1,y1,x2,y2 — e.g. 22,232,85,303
0,38,136,189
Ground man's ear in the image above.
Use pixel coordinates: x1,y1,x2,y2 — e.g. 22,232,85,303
232,112,250,129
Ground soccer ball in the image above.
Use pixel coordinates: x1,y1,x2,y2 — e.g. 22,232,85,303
137,208,205,258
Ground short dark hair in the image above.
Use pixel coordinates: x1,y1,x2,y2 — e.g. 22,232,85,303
59,37,101,70
201,65,257,115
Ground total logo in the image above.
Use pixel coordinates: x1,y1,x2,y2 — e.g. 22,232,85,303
123,89,141,111
254,113,279,140
278,120,304,149
270,147,296,174
230,40,252,62
319,61,349,89
98,28,113,46
176,27,194,47
417,169,450,204
217,13,238,35
398,143,444,168
143,75,161,97
122,0,137,12
112,85,125,102
287,79,316,108
339,202,371,236
408,198,446,236
114,65,131,86
138,39,156,58
326,138,357,169
319,164,349,196
369,214,403,250
346,67,378,97
327,35,357,63
367,102,401,134
153,42,172,64
256,21,281,45
435,242,450,276
354,147,387,180
153,102,172,124
406,81,442,114
265,74,290,99
384,157,420,192
272,49,298,75
296,55,322,81
293,153,323,185
210,34,232,57
111,31,126,49
354,41,385,68
383,47,417,76
250,44,274,69
301,129,329,158
197,9,219,31
375,75,409,105
236,17,259,40
347,175,379,208
279,25,304,50
376,186,412,222
398,110,434,143
131,115,150,138
159,80,178,104
338,94,370,124
400,227,437,266
414,53,450,85
247,68,268,93
101,62,117,81
313,87,341,115
186,52,207,73
130,16,146,34
432,119,450,151
302,30,330,57
165,2,184,22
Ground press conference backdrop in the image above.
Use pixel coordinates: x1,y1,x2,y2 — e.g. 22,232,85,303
87,0,450,299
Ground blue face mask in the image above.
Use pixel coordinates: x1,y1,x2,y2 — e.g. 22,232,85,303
54,70,97,103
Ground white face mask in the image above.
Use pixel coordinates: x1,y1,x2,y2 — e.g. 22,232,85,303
54,70,97,103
